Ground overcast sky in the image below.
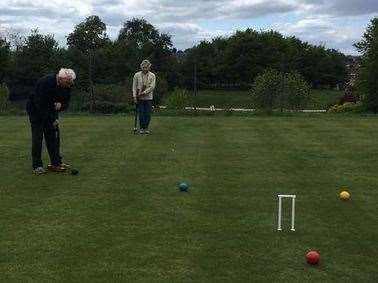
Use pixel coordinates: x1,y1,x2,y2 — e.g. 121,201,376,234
0,0,376,55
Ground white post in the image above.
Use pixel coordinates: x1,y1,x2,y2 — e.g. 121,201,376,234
277,196,282,231
291,196,296,231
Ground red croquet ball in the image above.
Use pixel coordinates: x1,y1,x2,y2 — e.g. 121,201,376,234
306,251,320,265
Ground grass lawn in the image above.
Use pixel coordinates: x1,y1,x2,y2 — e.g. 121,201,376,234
0,114,377,282
184,89,342,109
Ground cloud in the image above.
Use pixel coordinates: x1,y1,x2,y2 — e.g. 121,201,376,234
272,17,366,54
0,0,376,53
158,22,231,50
298,0,378,16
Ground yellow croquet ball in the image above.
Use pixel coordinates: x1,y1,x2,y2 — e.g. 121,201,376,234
339,191,351,201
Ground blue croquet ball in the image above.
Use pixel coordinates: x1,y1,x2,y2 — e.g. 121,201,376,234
179,182,189,192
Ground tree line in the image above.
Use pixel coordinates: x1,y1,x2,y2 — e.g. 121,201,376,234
0,15,349,104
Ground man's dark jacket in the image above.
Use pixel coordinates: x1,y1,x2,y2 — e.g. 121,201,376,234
26,74,71,122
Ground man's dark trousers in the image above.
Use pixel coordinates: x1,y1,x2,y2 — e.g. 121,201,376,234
29,115,61,169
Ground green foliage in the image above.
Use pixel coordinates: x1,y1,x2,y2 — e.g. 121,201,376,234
2,16,348,109
251,70,311,111
355,17,378,112
116,18,174,78
67,15,110,52
328,102,363,113
94,83,132,104
7,29,62,100
182,29,347,90
251,69,283,112
81,101,131,113
70,83,134,112
284,71,311,110
165,88,193,110
154,75,169,106
0,36,10,83
69,91,90,112
0,83,10,112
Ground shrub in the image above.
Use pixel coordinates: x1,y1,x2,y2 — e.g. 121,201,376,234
94,83,131,104
165,88,193,110
328,102,363,113
154,75,169,106
251,70,311,111
0,83,10,113
284,71,311,111
339,94,358,105
81,101,132,114
69,91,90,112
251,69,282,112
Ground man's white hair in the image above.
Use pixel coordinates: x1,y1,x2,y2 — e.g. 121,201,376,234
140,59,152,68
58,68,76,80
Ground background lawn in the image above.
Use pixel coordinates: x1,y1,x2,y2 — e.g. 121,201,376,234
166,89,343,110
0,114,377,282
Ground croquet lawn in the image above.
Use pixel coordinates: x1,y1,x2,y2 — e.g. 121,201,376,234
0,114,377,282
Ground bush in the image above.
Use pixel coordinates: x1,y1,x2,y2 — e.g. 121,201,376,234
165,88,193,110
69,91,90,112
328,102,363,113
81,101,132,114
251,69,282,112
339,94,358,105
251,70,311,111
0,83,10,113
94,83,132,104
154,75,169,106
284,71,311,111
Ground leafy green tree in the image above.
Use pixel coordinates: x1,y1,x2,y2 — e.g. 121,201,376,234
0,83,10,112
67,15,110,52
0,36,10,83
67,15,110,111
116,18,176,99
117,18,160,48
7,29,61,100
355,17,378,112
116,18,173,73
181,29,347,90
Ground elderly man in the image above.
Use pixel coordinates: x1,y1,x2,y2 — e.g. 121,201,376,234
26,68,76,175
132,59,156,134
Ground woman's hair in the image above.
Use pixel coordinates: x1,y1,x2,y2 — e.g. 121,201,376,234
140,60,152,68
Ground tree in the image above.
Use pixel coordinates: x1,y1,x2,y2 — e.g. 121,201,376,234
67,15,110,111
0,83,10,112
116,18,174,73
355,17,378,112
67,15,110,52
0,35,10,83
7,29,61,100
117,18,160,48
180,29,347,90
116,18,176,101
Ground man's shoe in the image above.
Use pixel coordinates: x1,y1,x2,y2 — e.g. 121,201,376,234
47,164,66,172
144,130,150,134
33,167,46,175
139,129,145,134
60,163,71,169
